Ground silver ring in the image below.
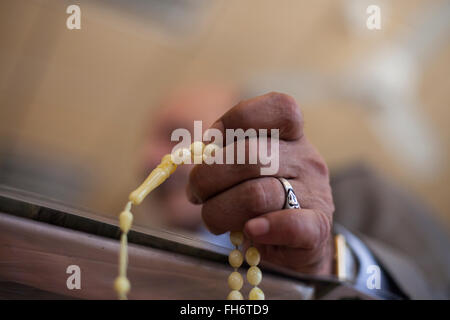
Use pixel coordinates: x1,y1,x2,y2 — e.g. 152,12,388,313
277,177,300,210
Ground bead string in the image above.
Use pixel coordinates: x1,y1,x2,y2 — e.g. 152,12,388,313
113,141,265,300
114,142,204,299
245,245,264,300
114,201,133,299
227,232,265,300
227,231,244,300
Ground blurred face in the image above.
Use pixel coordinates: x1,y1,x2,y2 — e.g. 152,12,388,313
143,83,238,231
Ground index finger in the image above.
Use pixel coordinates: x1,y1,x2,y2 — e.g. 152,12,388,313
210,92,304,141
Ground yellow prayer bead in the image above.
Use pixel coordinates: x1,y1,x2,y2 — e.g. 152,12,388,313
249,287,265,300
229,231,244,246
128,154,177,205
227,290,244,300
227,271,243,290
245,247,261,266
114,276,130,295
228,249,244,268
190,141,205,164
202,143,220,163
161,154,177,173
171,147,191,165
119,210,133,233
116,151,183,299
190,141,205,155
247,266,262,286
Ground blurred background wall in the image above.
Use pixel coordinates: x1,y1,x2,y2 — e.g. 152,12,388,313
0,0,449,230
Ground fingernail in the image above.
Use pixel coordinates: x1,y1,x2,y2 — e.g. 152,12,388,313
186,187,202,204
246,217,270,237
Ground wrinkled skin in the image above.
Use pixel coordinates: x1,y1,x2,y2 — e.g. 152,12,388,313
187,92,335,275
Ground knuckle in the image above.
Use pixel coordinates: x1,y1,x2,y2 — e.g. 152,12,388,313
309,157,329,178
268,177,285,208
271,92,297,110
306,147,329,178
244,180,268,214
268,92,303,139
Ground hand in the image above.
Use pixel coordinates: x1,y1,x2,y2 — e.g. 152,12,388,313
187,92,335,275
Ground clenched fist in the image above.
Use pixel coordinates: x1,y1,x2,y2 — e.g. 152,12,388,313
187,92,335,275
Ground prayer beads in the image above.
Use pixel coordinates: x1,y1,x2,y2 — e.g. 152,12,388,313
247,266,262,286
249,287,265,300
228,272,243,290
229,231,244,246
228,249,244,268
245,246,264,300
245,247,261,266
227,290,244,300
115,201,133,300
114,144,200,300
227,231,244,300
227,232,265,300
114,141,265,300
128,154,177,205
190,141,205,164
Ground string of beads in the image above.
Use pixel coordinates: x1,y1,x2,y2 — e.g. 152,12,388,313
114,141,264,300
227,231,244,299
227,231,265,300
246,246,264,300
